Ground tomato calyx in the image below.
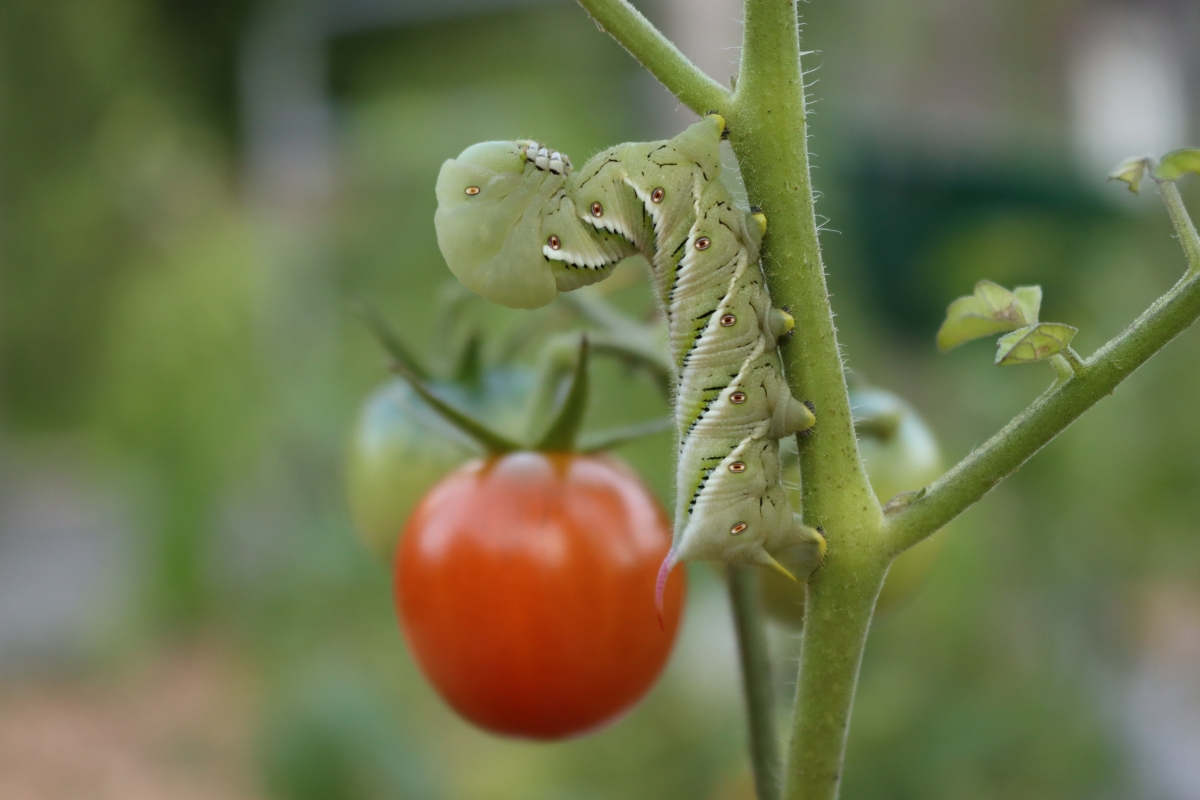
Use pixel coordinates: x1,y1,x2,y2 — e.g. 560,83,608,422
532,336,591,451
353,304,669,456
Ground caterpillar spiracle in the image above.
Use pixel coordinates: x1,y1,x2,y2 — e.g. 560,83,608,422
434,115,826,609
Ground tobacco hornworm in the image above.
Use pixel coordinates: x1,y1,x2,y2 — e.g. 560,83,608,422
434,116,825,605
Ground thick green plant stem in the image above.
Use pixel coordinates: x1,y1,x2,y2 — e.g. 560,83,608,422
733,3,884,799
575,0,730,114
887,261,1200,553
727,567,782,800
576,2,884,798
731,1,878,530
787,554,889,799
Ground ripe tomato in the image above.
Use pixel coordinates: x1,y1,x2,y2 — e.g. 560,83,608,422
395,451,685,739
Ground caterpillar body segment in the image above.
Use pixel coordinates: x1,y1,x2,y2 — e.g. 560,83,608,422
434,116,824,592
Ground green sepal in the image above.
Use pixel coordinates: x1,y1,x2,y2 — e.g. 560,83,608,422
534,335,591,451
349,299,431,381
453,332,484,389
936,280,1041,352
994,323,1078,366
578,416,673,453
1152,148,1200,183
352,302,522,454
1109,156,1153,194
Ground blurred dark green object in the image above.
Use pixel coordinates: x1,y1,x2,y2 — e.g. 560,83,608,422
261,669,434,800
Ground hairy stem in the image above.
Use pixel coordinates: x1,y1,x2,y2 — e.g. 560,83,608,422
1160,181,1200,276
887,262,1200,553
733,2,883,798
574,0,730,115
731,2,878,533
728,567,782,800
788,554,888,800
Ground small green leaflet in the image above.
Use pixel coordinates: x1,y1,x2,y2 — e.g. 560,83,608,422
1109,156,1152,194
1152,148,1200,183
994,323,1078,366
1110,149,1200,193
936,281,1042,352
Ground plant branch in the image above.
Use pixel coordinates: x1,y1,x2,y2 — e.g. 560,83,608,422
731,2,878,532
574,0,731,115
1159,181,1200,275
1060,346,1087,374
786,555,888,800
886,264,1200,554
731,2,884,799
728,567,782,800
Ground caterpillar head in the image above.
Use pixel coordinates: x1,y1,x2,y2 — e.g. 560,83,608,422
435,141,634,309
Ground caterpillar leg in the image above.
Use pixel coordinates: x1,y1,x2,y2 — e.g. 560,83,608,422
751,211,768,237
769,518,826,583
768,306,795,340
770,389,817,438
704,112,726,135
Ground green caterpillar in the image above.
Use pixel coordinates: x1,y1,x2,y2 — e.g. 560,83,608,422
434,116,825,609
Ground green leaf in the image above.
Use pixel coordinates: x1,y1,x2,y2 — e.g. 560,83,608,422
994,323,1078,366
534,336,590,451
1152,148,1200,183
936,280,1040,352
1012,285,1042,327
1109,156,1153,194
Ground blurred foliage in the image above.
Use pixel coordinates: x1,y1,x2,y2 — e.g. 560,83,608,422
1,0,1198,798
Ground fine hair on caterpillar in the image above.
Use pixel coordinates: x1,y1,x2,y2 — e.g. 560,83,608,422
434,116,826,615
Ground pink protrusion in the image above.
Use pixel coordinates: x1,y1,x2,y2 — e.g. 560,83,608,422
655,550,677,630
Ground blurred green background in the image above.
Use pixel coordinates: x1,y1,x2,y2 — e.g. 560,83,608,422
1,0,1199,797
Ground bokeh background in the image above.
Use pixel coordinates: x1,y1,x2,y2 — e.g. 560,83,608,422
2,0,1199,797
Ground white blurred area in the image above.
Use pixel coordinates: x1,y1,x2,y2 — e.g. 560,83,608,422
1067,7,1189,177
0,450,135,671
1126,586,1200,800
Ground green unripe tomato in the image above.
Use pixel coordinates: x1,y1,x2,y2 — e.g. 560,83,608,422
761,387,944,625
345,371,531,561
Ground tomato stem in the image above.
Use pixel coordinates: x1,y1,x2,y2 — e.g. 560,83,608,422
728,567,783,800
534,335,591,451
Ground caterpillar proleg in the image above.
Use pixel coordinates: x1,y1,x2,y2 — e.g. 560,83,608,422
434,116,825,609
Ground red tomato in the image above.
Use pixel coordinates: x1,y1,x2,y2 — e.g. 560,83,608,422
395,451,685,739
